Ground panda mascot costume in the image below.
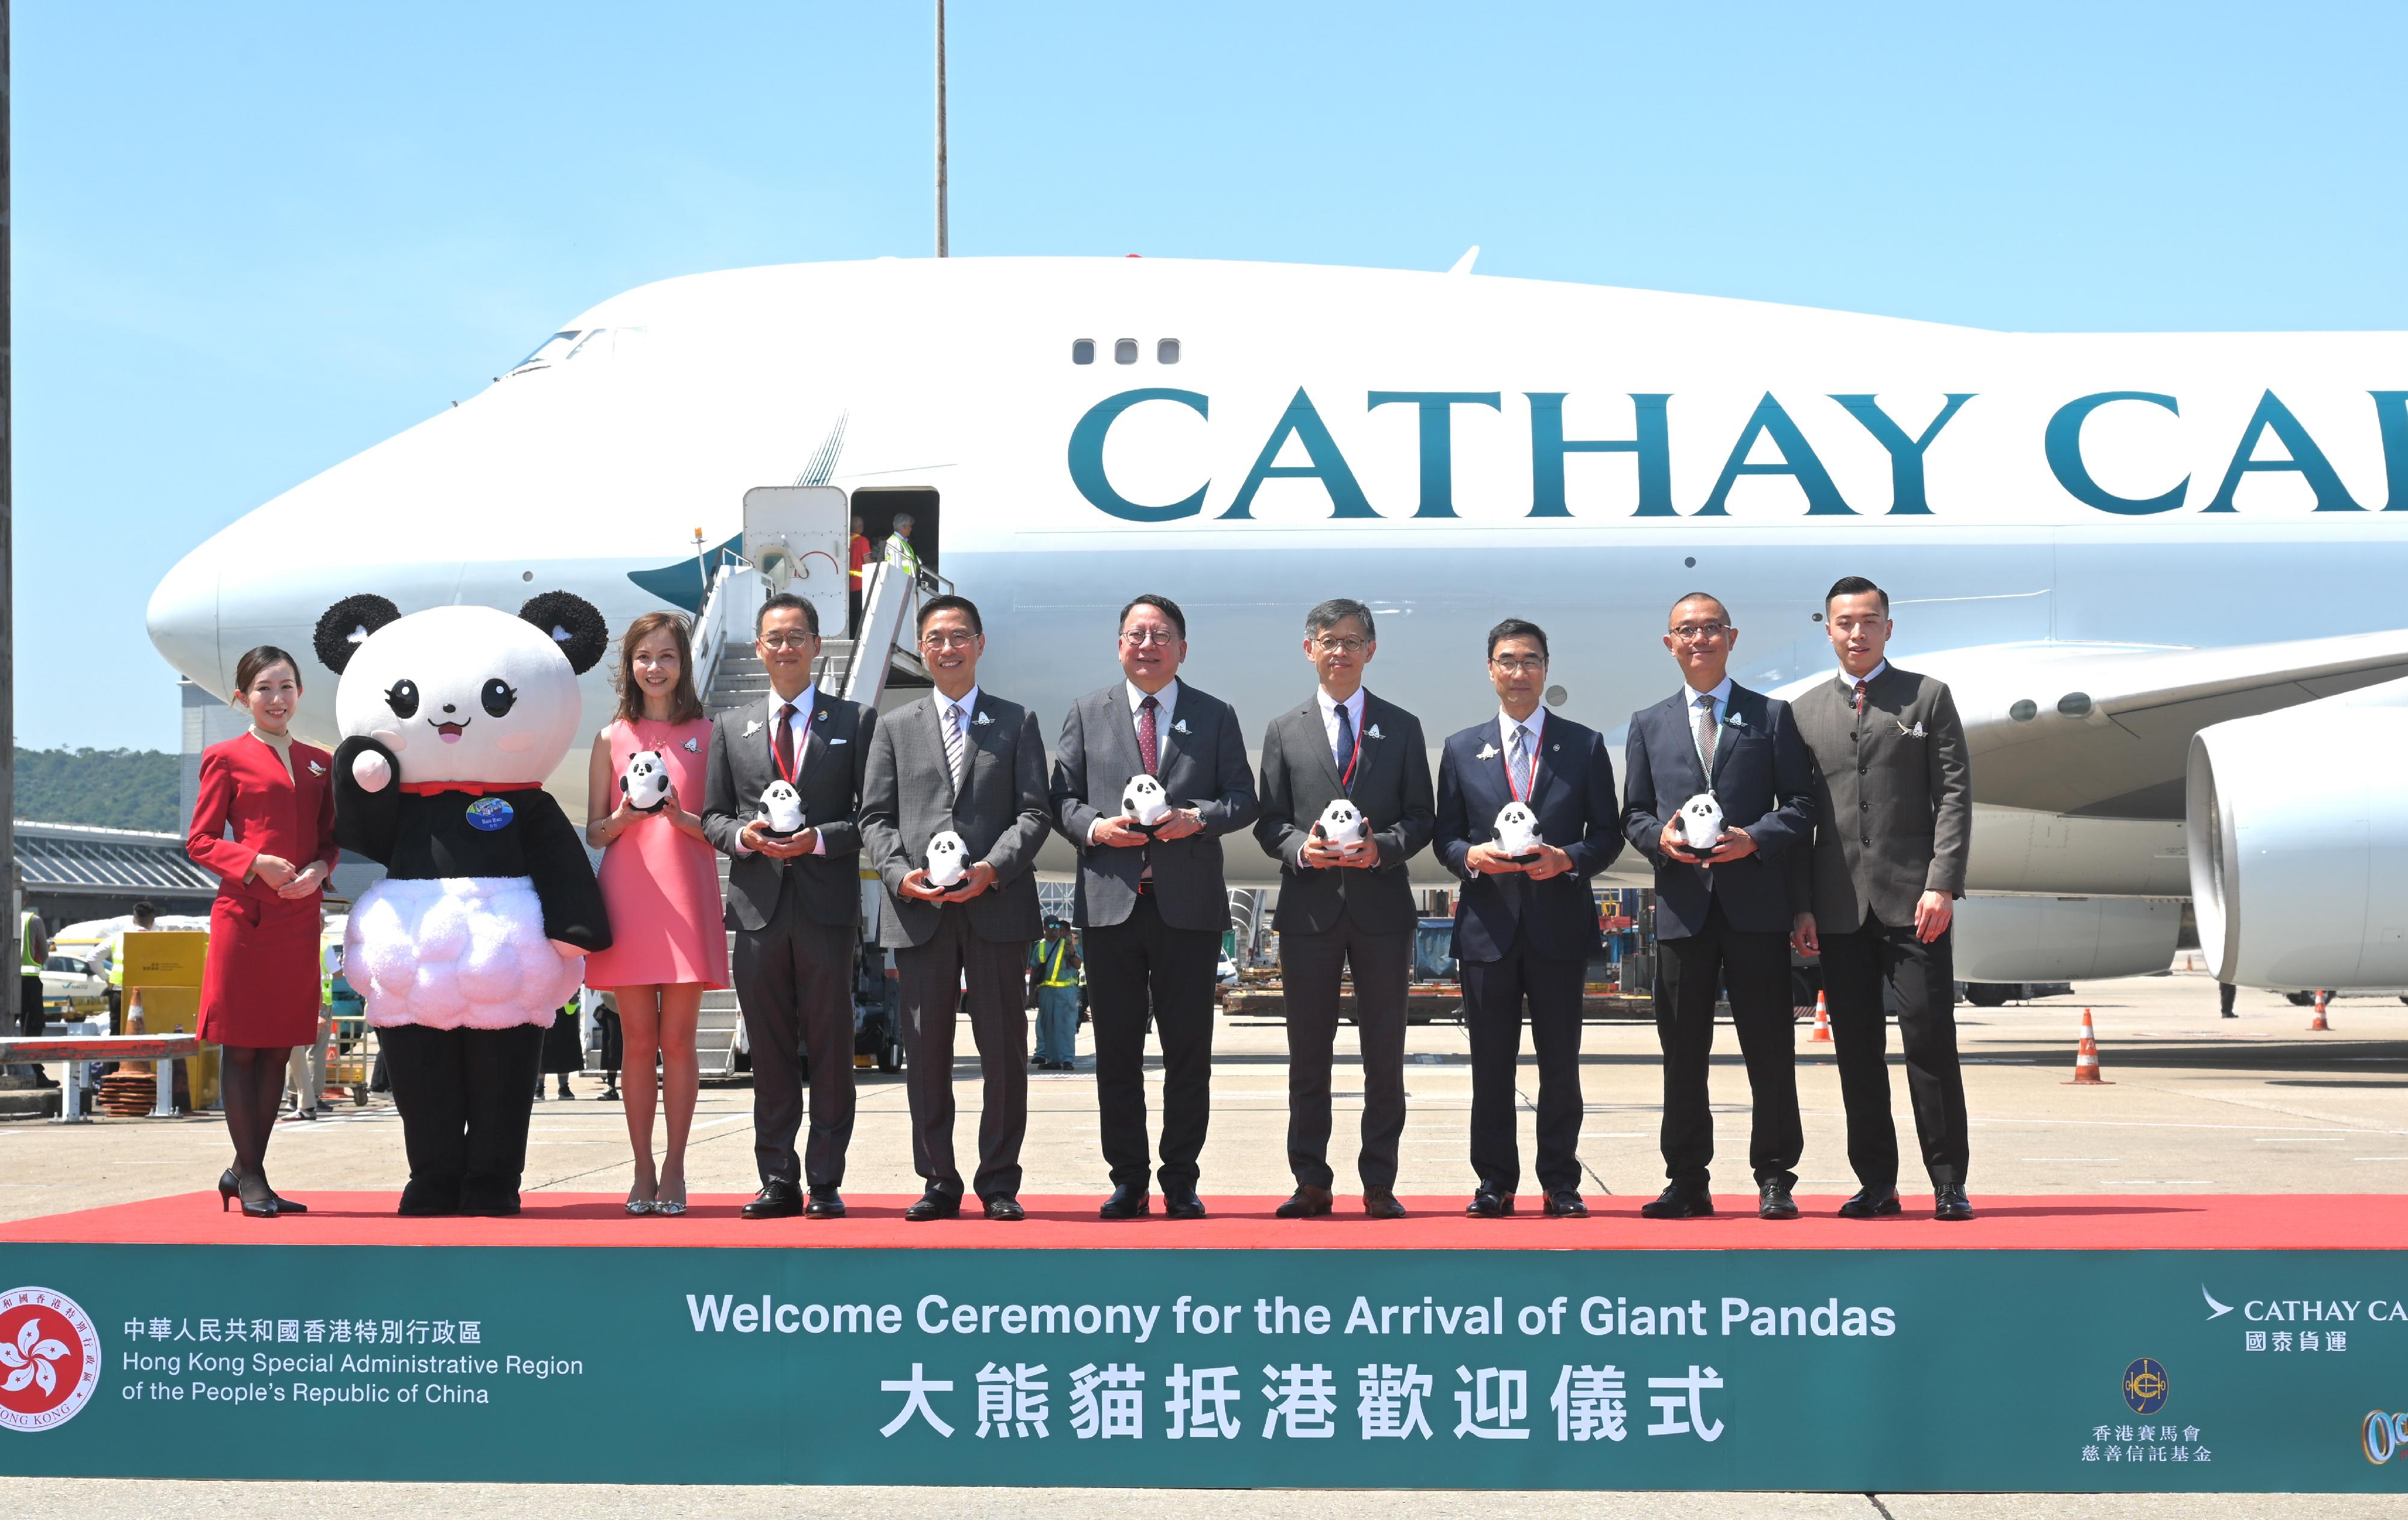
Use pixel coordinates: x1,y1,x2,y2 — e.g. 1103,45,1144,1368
315,591,613,1217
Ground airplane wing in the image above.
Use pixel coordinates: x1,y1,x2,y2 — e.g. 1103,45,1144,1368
1774,630,2408,819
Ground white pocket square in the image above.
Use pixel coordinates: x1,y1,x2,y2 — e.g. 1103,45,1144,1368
1366,724,1383,739
829,737,848,746
307,760,326,775
1172,719,1191,734
1475,744,1500,760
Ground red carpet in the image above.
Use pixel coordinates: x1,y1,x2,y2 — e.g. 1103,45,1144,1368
0,1191,2395,1250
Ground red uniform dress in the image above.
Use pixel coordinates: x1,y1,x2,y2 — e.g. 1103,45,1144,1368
187,731,340,1048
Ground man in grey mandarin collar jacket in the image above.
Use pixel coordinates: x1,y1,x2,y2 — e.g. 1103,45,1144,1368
860,594,1052,1223
1787,577,1974,1223
1049,594,1259,1221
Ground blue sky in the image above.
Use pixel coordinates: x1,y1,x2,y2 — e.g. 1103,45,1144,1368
17,2,2407,751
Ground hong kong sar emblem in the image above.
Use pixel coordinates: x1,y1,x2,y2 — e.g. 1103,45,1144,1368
2122,1357,2170,1416
0,1287,102,1432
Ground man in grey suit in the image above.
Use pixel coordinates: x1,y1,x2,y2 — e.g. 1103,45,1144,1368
1253,597,1434,1220
860,594,1052,1223
1050,593,1259,1220
701,591,877,1221
1789,576,1975,1221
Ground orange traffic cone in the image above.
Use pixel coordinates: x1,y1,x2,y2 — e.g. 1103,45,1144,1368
1810,990,1833,1044
2067,1007,2110,1085
2309,991,2331,1032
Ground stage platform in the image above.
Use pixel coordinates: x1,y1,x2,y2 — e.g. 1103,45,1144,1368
0,1190,2397,1251
1,1190,2400,1492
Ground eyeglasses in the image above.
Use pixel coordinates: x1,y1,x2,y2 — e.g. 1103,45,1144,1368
1120,629,1179,648
1312,636,1370,655
919,630,979,650
759,632,817,650
1489,656,1547,675
1670,622,1731,642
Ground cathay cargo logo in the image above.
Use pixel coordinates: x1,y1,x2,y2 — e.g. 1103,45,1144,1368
0,1288,101,1432
1069,386,2408,523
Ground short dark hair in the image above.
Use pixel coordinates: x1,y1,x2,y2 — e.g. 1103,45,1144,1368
918,593,983,635
1825,575,1889,615
1668,591,1731,627
756,592,819,636
1305,598,1375,642
1486,618,1549,660
131,901,157,925
233,645,300,694
1119,593,1187,640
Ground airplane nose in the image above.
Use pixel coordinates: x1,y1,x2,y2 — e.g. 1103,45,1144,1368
147,538,224,695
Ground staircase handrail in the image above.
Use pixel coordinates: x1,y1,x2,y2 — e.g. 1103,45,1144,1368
691,562,763,704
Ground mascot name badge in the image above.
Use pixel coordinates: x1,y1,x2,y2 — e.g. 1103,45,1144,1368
314,591,615,1217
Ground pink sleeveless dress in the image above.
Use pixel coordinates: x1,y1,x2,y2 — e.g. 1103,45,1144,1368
583,718,729,990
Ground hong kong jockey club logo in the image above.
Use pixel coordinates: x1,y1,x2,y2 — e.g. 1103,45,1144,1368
2123,1357,2170,1416
0,1287,102,1432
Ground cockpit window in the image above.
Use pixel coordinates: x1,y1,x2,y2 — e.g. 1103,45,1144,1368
512,330,583,372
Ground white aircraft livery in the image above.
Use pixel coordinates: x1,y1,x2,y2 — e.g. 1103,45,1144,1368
146,256,2408,990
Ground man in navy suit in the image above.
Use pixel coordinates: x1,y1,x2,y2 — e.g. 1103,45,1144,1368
1434,618,1622,1218
1621,592,1815,1221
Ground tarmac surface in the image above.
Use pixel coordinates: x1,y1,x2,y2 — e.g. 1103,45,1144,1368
8,967,2408,1516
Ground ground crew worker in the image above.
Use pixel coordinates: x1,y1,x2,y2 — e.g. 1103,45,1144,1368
883,512,922,581
1030,919,1081,1070
17,887,54,1088
848,514,871,634
107,900,159,1034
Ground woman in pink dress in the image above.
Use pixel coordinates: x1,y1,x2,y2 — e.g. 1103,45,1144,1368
583,611,727,1216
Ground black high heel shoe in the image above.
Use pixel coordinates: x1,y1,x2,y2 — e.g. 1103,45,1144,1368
265,1188,308,1214
219,1168,278,1219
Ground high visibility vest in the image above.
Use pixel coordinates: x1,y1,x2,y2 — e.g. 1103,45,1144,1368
108,930,128,988
19,913,39,970
883,533,921,577
1037,939,1078,987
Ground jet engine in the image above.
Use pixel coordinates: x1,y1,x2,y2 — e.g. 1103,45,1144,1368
2187,693,2408,988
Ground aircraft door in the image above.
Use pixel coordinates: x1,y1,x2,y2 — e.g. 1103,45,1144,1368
742,485,849,635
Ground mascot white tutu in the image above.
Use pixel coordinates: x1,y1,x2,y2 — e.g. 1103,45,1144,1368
317,591,613,1217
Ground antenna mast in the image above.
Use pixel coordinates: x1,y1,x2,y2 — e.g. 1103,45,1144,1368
934,0,949,258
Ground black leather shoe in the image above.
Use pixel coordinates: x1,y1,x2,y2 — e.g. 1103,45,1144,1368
1362,1188,1407,1219
1837,1186,1901,1219
1640,1184,1714,1219
1934,1184,1973,1222
1163,1188,1206,1220
905,1192,961,1222
1465,1187,1514,1218
742,1183,804,1220
1276,1186,1333,1219
984,1195,1025,1221
1758,1181,1799,1220
1099,1184,1150,1220
1543,1190,1588,1218
805,1189,846,1219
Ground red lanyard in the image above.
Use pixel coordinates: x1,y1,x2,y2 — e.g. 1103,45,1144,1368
1338,713,1364,790
1503,724,1540,802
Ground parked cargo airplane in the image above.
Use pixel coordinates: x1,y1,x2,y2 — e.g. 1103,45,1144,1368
147,256,2408,989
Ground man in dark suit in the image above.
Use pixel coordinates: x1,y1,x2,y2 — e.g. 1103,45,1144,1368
1050,594,1259,1220
1253,597,1436,1220
1622,592,1814,1221
1788,576,1974,1221
1433,618,1621,1219
861,594,1053,1223
701,591,876,1220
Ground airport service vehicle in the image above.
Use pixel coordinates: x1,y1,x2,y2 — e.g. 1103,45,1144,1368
147,255,2408,990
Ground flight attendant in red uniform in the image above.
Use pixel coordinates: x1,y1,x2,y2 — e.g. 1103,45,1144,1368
187,645,339,1218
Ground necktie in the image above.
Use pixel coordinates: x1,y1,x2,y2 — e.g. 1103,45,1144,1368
1508,723,1530,799
1138,694,1160,776
775,701,798,780
943,701,966,790
1694,693,1719,777
1853,678,1869,717
1332,699,1356,786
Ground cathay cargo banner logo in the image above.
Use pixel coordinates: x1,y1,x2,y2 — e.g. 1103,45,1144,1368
0,1288,102,1432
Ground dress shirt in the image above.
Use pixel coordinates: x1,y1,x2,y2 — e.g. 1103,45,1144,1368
1087,678,1184,844
1680,675,1734,773
1317,685,1367,757
1837,660,1888,694
936,683,982,734
733,682,828,856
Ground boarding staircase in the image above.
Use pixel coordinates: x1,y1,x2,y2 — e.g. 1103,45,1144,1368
684,557,948,1079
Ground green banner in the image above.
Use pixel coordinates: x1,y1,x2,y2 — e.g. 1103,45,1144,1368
3,1245,2405,1490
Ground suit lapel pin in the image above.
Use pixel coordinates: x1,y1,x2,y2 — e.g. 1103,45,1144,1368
815,708,830,722
1897,718,1925,737
307,758,326,775
683,736,701,753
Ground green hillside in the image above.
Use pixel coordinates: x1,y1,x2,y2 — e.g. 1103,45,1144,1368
13,748,182,833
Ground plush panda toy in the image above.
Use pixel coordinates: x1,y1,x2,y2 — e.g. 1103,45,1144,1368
759,779,807,837
1677,792,1725,857
317,591,613,1218
619,749,672,813
1122,773,1171,830
1494,801,1542,862
924,829,970,890
1311,798,1367,848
